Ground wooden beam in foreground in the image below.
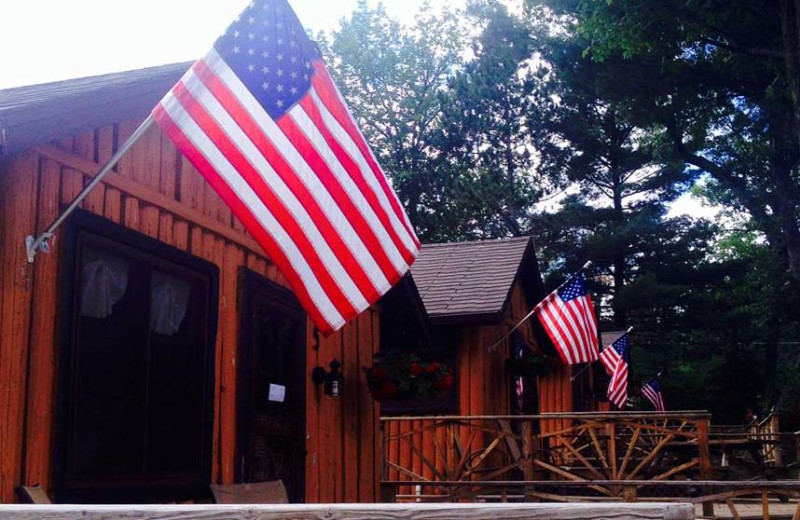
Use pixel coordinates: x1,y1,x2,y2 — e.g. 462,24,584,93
0,502,694,520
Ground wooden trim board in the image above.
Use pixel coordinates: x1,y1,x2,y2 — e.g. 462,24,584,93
0,502,695,520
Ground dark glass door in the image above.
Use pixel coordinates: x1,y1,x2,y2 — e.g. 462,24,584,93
237,271,306,502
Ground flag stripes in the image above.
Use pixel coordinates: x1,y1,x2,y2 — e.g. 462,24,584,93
536,272,599,365
642,380,665,411
154,44,419,333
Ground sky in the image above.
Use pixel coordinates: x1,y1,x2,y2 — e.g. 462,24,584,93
0,0,714,220
0,0,458,90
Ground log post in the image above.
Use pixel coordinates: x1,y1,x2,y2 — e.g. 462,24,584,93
697,417,715,517
522,420,538,502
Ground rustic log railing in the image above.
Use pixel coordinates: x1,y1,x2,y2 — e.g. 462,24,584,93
0,502,696,520
381,412,712,502
710,412,786,469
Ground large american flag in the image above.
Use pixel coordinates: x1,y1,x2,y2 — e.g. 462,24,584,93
153,0,420,334
535,272,599,365
642,378,665,412
602,334,630,409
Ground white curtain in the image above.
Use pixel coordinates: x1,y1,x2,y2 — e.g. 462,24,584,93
80,249,130,319
150,271,192,336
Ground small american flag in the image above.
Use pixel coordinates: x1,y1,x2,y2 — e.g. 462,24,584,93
603,334,630,409
535,272,599,365
642,378,665,411
153,0,420,334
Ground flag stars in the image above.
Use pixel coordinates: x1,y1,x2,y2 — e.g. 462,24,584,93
248,16,255,24
290,87,299,95
248,32,255,40
277,69,284,77
276,100,285,108
248,48,255,55
233,46,241,54
262,66,270,73
277,53,284,61
233,30,241,38
262,35,270,42
276,84,284,92
261,82,270,90
247,64,255,72
262,50,270,58
290,71,298,79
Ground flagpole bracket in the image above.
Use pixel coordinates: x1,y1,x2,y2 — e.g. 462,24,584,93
25,232,54,264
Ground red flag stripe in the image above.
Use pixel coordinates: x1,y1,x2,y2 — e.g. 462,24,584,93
170,81,362,321
539,295,581,364
204,48,412,275
310,67,421,250
295,94,417,265
276,117,403,286
190,60,385,303
153,101,339,333
563,299,593,361
303,89,419,261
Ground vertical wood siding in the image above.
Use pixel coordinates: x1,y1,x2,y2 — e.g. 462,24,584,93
0,119,379,504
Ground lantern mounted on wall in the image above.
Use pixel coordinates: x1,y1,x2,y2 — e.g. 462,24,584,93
311,359,343,397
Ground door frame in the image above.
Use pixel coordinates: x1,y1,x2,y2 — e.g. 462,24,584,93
235,268,306,501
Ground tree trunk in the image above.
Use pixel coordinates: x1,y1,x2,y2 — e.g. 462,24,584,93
611,174,627,328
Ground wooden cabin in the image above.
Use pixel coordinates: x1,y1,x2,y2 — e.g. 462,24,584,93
0,65,596,505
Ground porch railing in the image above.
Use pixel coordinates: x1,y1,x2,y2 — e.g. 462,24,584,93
380,412,713,503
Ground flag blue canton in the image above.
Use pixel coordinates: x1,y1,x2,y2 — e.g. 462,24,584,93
612,334,631,363
646,378,661,392
558,272,589,302
213,0,319,120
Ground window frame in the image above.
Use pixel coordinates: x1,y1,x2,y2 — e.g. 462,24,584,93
53,210,219,504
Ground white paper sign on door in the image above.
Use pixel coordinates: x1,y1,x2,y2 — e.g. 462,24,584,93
268,384,286,403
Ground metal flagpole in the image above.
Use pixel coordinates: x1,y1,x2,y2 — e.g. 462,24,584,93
25,115,156,263
570,326,633,381
488,260,592,352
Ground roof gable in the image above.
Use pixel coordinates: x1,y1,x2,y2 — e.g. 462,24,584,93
0,62,188,155
410,236,540,324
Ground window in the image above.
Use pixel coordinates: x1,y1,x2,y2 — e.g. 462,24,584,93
54,212,218,503
376,277,457,416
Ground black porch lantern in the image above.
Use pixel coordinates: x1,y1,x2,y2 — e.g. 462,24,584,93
311,359,344,397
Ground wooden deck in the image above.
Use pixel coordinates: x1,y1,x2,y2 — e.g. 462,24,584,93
696,501,799,519
0,502,695,520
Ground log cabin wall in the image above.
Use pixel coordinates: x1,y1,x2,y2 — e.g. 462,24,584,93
0,117,379,504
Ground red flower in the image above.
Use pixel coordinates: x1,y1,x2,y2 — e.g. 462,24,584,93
434,375,454,390
427,362,439,374
409,362,423,376
371,367,387,382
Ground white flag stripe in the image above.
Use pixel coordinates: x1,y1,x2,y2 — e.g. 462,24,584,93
180,70,371,312
538,297,575,364
288,104,410,273
579,296,598,340
160,93,345,329
319,68,418,236
308,89,420,256
202,50,394,293
542,298,581,363
564,299,592,359
553,298,581,360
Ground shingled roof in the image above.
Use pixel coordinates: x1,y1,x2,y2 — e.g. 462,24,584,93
0,62,188,156
410,236,541,324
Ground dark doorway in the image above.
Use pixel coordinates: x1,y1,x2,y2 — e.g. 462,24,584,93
236,270,306,503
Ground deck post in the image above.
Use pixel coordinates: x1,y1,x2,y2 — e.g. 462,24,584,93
697,416,715,517
522,419,538,502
